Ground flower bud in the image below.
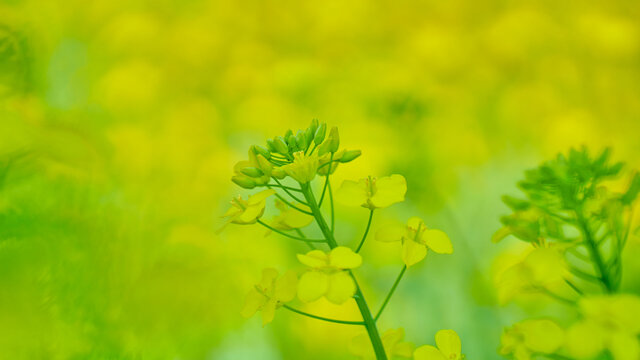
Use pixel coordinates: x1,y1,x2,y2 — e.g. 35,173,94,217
232,175,257,189
254,145,271,159
266,138,277,152
296,130,308,150
340,150,361,163
327,127,340,153
241,167,264,178
272,167,286,179
256,154,273,174
274,136,289,155
304,126,314,145
284,129,293,139
314,123,327,145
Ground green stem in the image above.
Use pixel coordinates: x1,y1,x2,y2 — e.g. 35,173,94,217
268,183,302,193
576,211,613,293
374,266,406,321
328,176,335,233
356,210,374,253
283,305,364,325
257,220,325,243
300,183,388,360
319,175,329,207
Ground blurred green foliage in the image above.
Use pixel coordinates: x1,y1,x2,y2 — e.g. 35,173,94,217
1,0,640,359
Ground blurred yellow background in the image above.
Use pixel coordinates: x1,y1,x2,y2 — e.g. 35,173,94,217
1,0,640,358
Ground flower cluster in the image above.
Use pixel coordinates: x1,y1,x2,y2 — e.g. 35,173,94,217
223,121,462,359
494,148,640,360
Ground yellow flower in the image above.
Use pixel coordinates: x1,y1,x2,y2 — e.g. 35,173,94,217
349,328,415,359
337,174,407,210
414,329,463,360
566,294,640,360
267,199,313,231
495,247,566,304
241,268,297,326
221,189,275,225
376,217,452,267
282,151,319,183
317,150,344,176
498,319,564,360
297,246,362,304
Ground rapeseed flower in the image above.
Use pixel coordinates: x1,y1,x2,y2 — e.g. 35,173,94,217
221,189,275,225
297,246,362,304
241,268,298,326
414,329,463,360
336,174,407,210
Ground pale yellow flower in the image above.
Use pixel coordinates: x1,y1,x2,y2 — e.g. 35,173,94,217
414,329,463,360
499,319,564,360
349,328,414,359
337,174,406,210
297,246,362,304
241,268,297,326
221,189,275,225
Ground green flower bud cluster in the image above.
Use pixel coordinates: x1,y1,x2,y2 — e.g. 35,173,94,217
231,120,361,188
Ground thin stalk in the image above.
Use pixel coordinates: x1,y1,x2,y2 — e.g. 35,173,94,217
268,188,312,215
283,305,364,325
273,178,308,204
374,266,407,321
356,210,374,253
328,176,335,233
257,220,325,243
295,229,317,250
300,183,387,360
318,176,329,207
564,278,583,295
268,183,303,193
539,288,577,306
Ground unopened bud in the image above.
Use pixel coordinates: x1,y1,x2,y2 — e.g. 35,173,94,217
254,145,271,159
274,136,289,155
232,175,256,189
296,130,308,150
340,149,361,163
241,167,263,178
327,127,340,153
314,123,327,145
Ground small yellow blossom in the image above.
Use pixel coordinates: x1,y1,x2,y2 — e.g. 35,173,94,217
241,268,298,326
376,217,452,267
414,329,463,360
267,199,313,231
337,174,407,210
317,150,344,176
349,328,415,359
566,294,640,360
221,189,275,225
297,246,362,304
498,319,564,360
282,151,319,183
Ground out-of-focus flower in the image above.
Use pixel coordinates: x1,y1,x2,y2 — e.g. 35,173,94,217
267,199,313,231
495,247,566,304
566,294,640,360
414,329,463,360
221,189,275,226
336,174,407,210
297,246,362,304
349,328,414,359
498,319,564,360
241,268,297,326
376,217,452,267
282,151,319,183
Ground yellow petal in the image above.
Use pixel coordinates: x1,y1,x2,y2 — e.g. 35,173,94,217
413,345,446,360
402,239,427,267
248,189,276,205
407,216,423,230
349,332,374,358
326,271,356,304
297,250,329,268
275,270,298,302
435,329,461,359
519,319,564,354
336,179,368,207
394,342,415,358
370,174,406,208
260,298,277,326
258,268,279,289
423,229,453,254
382,328,405,348
524,248,565,285
566,321,605,359
375,225,405,242
329,246,362,269
609,331,640,360
240,288,266,319
297,271,329,303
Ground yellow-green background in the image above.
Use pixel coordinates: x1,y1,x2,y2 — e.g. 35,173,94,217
1,0,640,358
